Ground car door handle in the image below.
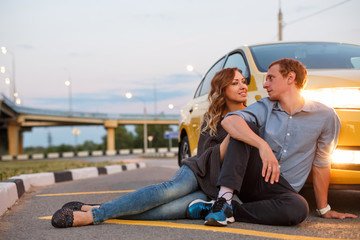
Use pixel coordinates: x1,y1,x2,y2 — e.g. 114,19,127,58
189,108,193,113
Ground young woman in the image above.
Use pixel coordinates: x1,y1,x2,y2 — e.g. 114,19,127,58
51,67,248,228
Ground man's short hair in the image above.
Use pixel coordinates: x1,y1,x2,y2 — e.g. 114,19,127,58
268,58,307,90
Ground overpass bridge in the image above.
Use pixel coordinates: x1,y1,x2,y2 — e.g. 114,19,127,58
0,94,180,156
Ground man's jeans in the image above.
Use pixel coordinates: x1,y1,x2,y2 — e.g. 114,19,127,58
92,165,208,224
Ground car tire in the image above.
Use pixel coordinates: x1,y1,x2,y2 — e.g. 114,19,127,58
178,135,191,167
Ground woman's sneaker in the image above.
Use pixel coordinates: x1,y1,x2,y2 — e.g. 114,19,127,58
204,197,234,226
187,199,215,219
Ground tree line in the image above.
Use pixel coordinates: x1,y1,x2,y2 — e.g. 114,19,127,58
24,124,178,154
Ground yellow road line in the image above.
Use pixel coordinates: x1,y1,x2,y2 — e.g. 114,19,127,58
36,190,135,197
38,217,351,240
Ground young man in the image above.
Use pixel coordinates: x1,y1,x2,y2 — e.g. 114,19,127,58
188,58,357,226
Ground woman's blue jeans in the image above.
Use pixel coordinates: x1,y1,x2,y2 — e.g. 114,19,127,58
91,165,208,224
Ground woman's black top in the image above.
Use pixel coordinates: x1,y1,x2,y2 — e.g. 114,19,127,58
183,118,227,199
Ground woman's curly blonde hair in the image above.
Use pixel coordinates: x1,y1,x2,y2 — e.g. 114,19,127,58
202,67,242,136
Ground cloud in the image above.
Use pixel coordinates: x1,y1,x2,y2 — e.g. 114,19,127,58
17,44,34,49
28,72,199,113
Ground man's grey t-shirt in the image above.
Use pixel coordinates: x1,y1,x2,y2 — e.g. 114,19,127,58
227,97,340,192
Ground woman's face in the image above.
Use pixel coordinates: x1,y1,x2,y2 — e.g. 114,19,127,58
224,71,248,104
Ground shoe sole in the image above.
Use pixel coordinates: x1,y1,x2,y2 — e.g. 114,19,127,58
188,199,215,206
204,216,235,227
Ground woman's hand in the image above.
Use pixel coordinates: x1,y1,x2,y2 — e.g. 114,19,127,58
258,143,280,184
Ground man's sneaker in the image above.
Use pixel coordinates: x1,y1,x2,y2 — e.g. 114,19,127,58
204,197,234,226
187,199,215,219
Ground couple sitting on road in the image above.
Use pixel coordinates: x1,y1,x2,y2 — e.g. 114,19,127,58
51,58,357,229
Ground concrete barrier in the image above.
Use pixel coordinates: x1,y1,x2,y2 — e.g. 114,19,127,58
47,152,60,159
16,155,29,160
91,150,103,156
166,152,176,157
0,162,147,217
138,162,146,168
0,182,19,216
132,149,143,154
62,152,74,158
20,173,55,187
119,149,130,155
77,151,89,157
105,150,116,156
1,155,14,161
9,175,32,192
104,165,123,175
1,148,179,162
70,167,98,180
125,163,137,171
158,148,168,153
32,153,45,160
145,148,156,153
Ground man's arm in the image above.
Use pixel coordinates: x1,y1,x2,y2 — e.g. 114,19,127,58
221,115,280,184
312,108,357,219
312,165,357,219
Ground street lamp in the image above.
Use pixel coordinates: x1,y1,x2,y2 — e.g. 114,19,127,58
186,64,203,78
65,79,72,115
168,103,175,110
13,91,21,105
125,92,148,153
1,46,17,102
15,97,21,105
72,127,80,151
148,135,153,148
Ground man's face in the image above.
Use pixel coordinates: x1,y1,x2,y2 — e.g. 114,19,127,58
264,64,288,100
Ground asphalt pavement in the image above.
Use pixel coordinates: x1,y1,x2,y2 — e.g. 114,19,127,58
0,157,359,240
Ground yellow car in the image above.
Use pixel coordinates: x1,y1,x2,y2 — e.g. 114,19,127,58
178,41,360,189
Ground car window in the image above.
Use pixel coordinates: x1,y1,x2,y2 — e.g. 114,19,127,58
197,57,225,97
250,42,360,72
193,81,203,98
223,53,250,83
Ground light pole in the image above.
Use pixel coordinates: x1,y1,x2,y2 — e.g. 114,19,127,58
125,92,148,153
148,135,153,148
72,127,80,151
186,64,203,78
65,78,72,115
1,46,17,102
278,0,283,41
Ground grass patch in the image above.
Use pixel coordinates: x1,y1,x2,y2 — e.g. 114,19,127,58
0,159,123,181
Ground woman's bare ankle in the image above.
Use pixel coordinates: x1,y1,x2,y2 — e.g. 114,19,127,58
72,211,94,226
81,205,100,211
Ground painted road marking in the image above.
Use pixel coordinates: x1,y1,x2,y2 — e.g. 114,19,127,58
39,217,351,240
36,190,135,197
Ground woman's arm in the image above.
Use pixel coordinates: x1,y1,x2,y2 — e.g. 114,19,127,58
219,134,230,164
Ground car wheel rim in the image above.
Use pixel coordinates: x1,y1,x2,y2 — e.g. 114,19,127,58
181,142,190,159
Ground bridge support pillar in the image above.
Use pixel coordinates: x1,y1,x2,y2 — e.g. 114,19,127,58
8,121,23,156
104,120,118,151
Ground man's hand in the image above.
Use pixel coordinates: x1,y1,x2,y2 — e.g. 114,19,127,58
258,143,280,184
321,210,358,219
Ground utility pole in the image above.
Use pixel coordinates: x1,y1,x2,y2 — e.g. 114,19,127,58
278,0,283,41
154,82,157,118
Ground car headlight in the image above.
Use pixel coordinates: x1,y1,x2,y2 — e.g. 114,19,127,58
302,88,360,109
332,149,360,164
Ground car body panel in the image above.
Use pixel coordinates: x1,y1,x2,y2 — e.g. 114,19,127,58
336,109,360,146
